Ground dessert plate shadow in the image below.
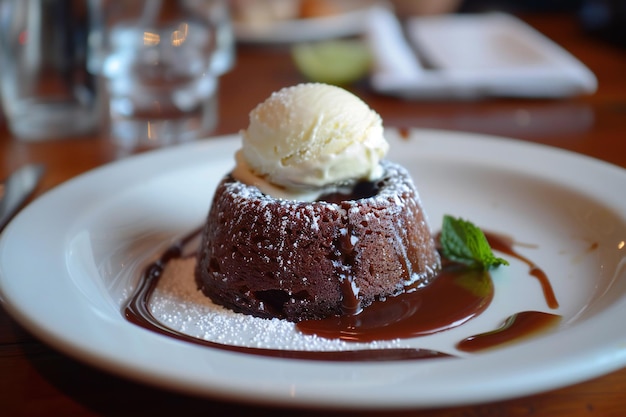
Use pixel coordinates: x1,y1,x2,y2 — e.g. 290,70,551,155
0,128,625,409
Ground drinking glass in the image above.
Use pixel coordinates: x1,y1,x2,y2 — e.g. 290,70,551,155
87,0,234,151
0,0,98,141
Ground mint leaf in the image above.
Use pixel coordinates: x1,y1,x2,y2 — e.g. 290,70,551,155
440,215,509,270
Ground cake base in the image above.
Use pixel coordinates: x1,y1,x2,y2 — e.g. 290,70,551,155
195,161,441,322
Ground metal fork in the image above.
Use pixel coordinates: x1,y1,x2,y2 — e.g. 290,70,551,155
0,164,45,233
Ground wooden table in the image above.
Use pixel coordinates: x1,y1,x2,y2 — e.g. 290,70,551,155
1,12,625,417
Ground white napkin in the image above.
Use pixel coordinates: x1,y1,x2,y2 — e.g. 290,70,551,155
366,7,598,99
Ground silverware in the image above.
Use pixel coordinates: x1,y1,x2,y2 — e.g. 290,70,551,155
0,164,45,233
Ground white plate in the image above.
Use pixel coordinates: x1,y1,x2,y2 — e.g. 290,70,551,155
1,129,626,409
369,11,598,99
234,2,376,43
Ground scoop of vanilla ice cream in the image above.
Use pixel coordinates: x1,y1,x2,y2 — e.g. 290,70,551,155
235,83,388,193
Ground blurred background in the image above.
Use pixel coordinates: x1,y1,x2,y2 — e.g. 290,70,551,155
0,0,623,153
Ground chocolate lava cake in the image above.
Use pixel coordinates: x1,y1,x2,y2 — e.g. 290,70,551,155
195,160,441,322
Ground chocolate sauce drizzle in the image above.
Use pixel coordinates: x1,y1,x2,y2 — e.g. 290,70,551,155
124,229,560,361
457,311,562,352
124,229,449,361
485,233,559,309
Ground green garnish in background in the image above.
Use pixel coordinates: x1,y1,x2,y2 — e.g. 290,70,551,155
291,40,372,86
440,215,509,270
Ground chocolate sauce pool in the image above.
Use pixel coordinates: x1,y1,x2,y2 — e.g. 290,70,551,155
297,265,493,342
124,227,560,361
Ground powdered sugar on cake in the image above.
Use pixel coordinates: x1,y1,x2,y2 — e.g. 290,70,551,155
149,256,413,351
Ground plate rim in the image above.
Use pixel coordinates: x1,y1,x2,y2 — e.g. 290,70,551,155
1,128,625,409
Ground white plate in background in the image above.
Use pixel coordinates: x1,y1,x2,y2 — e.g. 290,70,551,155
234,1,377,43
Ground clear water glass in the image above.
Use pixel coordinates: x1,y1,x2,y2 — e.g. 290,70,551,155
87,0,234,151
0,0,98,141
